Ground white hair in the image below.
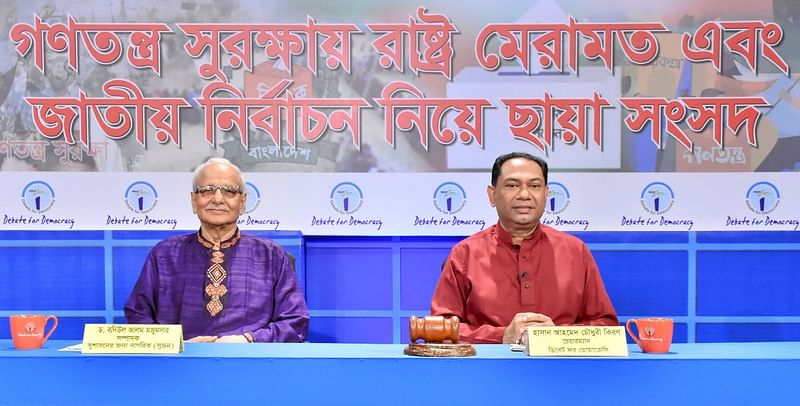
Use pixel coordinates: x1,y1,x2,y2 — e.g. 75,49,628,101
192,157,245,190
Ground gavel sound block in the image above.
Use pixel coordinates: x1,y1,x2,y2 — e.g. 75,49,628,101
403,315,476,357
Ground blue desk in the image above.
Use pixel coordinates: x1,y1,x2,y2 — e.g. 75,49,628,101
1,341,798,405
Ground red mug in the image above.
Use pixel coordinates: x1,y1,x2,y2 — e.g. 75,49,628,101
9,314,58,350
625,318,673,353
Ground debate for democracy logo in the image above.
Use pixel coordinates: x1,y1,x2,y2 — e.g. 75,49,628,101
746,181,780,215
544,182,569,215
640,182,674,215
313,181,383,230
330,182,363,214
10,180,76,229
733,181,798,230
413,181,485,229
22,181,55,213
622,181,692,230
238,182,280,229
540,181,590,230
125,181,158,214
110,181,176,229
433,182,466,214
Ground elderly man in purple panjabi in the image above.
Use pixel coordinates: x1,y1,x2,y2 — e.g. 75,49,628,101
124,158,309,343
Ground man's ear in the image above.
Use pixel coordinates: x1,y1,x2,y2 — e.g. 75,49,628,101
190,193,197,214
487,185,496,207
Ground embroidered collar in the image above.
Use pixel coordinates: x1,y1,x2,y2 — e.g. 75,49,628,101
197,228,241,250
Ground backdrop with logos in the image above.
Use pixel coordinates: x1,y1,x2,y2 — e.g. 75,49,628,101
2,172,799,234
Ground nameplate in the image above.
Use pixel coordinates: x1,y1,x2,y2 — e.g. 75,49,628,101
81,324,184,354
525,326,628,357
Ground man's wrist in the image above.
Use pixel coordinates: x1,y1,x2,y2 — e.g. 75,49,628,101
502,326,515,344
243,332,255,343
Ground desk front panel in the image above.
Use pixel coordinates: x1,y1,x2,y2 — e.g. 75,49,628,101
1,341,798,405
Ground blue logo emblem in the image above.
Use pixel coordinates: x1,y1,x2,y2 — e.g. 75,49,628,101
244,182,261,214
21,181,55,213
545,182,570,214
124,181,158,214
640,182,674,215
330,182,363,214
746,181,780,215
433,182,466,214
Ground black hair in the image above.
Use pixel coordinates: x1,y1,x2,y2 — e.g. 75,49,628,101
491,152,548,186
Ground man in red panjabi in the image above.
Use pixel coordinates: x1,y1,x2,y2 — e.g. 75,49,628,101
430,152,618,344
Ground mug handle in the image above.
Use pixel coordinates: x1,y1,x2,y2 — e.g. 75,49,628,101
42,315,59,344
625,319,642,349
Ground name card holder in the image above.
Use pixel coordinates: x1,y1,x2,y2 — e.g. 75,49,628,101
525,326,628,357
81,324,184,354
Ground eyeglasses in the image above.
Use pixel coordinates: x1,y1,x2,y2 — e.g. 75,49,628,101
193,184,242,199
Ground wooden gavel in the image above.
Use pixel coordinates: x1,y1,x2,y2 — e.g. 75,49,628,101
409,315,460,343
